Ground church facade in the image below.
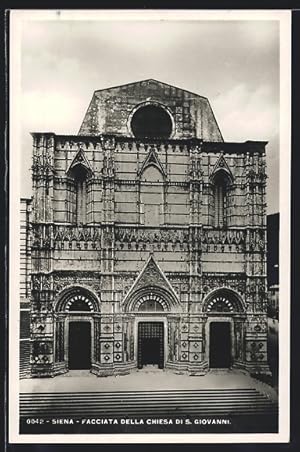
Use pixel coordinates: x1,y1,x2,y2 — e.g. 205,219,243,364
27,79,270,378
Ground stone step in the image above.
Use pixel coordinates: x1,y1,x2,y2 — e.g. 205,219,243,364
20,388,277,417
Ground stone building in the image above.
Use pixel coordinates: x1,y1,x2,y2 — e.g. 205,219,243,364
20,198,32,378
26,79,270,378
267,213,279,315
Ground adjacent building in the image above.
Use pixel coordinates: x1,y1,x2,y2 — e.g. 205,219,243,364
267,213,279,315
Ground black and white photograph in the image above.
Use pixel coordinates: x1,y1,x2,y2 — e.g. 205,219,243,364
8,9,291,444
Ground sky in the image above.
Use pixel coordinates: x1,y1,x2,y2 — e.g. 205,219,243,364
19,16,280,213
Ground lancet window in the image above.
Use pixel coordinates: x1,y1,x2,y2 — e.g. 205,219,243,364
212,171,231,228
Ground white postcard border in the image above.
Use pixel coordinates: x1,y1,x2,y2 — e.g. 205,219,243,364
8,9,291,444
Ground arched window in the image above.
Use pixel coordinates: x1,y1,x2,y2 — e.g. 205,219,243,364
72,165,88,224
206,296,234,313
138,299,164,312
212,171,230,228
203,289,245,314
67,296,92,312
140,166,164,226
133,292,169,312
67,148,92,225
56,288,98,313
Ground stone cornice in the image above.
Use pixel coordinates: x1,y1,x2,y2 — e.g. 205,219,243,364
30,132,268,154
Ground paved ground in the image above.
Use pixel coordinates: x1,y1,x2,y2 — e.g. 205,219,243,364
20,367,278,401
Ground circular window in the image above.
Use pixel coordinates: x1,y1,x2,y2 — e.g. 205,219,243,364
131,105,172,139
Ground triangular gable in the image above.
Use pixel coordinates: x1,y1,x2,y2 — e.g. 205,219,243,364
210,153,233,182
139,148,166,178
67,147,93,176
123,255,179,305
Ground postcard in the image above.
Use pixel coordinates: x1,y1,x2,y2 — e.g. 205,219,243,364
8,9,291,444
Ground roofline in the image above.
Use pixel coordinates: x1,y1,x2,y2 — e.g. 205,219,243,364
31,132,56,138
206,98,224,141
92,78,209,100
77,90,98,135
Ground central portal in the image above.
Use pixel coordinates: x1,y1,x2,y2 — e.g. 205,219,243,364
138,322,164,369
68,321,91,370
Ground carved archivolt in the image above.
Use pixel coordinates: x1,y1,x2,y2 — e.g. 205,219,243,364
206,296,235,313
64,294,95,312
134,292,169,312
202,287,245,313
54,285,100,312
124,286,178,313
